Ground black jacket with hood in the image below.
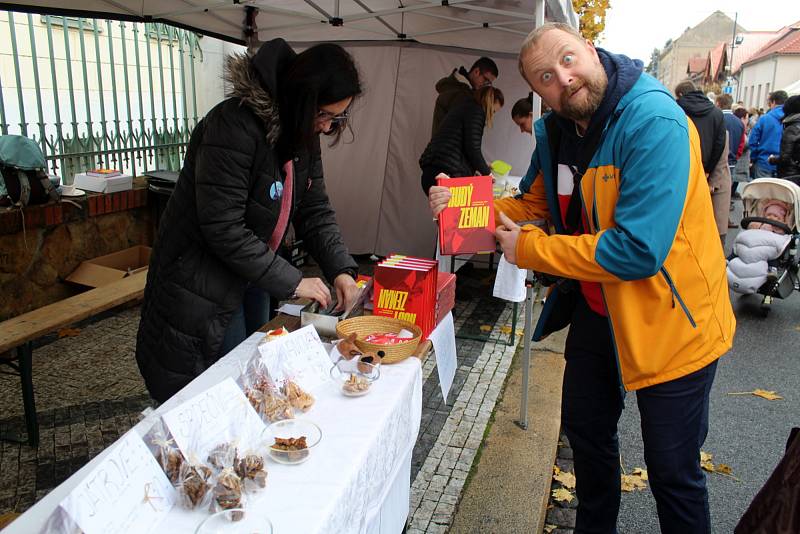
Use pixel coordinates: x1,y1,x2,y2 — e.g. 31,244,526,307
136,39,357,402
676,90,726,175
419,97,491,195
777,112,800,179
431,67,473,136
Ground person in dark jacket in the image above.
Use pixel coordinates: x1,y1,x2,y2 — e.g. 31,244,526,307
419,86,504,195
136,39,362,403
675,80,731,243
511,92,534,134
675,81,726,175
769,94,800,182
431,57,499,136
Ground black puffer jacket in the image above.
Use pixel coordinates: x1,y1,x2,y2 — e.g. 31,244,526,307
419,97,490,194
431,67,472,136
777,113,800,179
136,39,357,402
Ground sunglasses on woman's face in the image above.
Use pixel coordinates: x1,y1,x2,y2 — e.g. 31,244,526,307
315,109,350,126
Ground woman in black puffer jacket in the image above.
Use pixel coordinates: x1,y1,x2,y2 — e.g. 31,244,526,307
419,86,504,195
774,95,800,182
136,39,362,403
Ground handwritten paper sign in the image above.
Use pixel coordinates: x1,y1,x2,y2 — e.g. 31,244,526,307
428,312,457,403
257,325,333,393
59,431,177,534
160,377,265,461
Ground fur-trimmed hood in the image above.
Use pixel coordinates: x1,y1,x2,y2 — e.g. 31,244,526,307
225,39,296,145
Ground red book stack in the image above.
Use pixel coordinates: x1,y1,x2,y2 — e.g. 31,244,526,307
437,175,496,256
435,272,457,327
372,254,438,338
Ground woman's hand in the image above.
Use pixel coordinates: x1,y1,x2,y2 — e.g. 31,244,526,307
429,173,452,219
295,277,332,309
333,274,359,313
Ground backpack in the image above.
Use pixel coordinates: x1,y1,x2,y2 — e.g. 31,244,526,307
0,135,59,207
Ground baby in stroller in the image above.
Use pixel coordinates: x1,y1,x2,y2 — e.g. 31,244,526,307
727,178,800,314
746,199,791,234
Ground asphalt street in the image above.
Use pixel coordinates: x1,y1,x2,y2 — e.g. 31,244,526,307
616,201,800,533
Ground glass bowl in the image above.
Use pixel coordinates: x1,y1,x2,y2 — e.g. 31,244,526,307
262,418,321,465
329,358,380,397
195,508,273,534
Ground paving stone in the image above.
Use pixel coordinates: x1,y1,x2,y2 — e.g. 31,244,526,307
546,504,577,527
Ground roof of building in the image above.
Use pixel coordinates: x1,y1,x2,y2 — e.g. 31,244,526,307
740,22,800,68
708,42,727,79
730,30,788,72
687,56,708,74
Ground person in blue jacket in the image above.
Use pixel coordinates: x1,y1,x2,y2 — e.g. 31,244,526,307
749,90,787,177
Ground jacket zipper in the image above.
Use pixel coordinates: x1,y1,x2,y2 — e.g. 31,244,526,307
660,267,696,327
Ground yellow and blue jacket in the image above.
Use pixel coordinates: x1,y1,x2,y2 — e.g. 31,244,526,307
495,73,735,391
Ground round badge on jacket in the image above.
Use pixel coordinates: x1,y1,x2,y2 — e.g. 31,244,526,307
269,181,283,200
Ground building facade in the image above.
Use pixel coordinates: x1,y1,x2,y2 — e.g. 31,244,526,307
658,10,744,94
737,23,800,108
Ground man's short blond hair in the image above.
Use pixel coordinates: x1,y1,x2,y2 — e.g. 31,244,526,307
518,22,585,80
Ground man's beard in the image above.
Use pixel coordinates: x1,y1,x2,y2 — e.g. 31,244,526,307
559,68,608,123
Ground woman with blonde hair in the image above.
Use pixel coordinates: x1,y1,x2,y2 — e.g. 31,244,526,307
419,85,504,194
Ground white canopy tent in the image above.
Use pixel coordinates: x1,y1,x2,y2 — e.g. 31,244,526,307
2,0,577,256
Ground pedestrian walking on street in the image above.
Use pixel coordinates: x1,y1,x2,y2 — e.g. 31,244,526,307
428,22,735,534
749,90,787,178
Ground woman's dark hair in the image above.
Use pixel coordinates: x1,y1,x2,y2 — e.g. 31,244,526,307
278,43,362,151
511,92,533,118
733,107,748,120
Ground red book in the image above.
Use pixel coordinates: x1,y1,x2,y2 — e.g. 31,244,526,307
437,175,496,255
373,254,437,338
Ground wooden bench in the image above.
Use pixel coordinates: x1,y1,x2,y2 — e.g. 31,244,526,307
0,271,148,447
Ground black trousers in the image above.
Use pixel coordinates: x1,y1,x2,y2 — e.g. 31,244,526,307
562,296,717,534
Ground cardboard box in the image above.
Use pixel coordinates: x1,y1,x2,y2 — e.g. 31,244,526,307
66,245,151,287
73,172,133,193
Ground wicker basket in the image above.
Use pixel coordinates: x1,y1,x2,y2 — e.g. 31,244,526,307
336,316,422,364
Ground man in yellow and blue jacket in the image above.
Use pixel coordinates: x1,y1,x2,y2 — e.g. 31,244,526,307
430,23,735,534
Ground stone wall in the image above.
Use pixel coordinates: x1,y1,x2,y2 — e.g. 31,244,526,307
0,188,152,321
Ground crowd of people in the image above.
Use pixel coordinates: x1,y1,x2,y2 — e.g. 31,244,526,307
133,20,799,533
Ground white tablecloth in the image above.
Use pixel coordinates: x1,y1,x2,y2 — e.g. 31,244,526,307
5,332,423,534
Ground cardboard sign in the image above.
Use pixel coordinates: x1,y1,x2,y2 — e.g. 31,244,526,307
257,324,333,393
59,431,177,534
160,377,265,461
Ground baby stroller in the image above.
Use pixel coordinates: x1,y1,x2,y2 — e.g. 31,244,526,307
727,178,800,316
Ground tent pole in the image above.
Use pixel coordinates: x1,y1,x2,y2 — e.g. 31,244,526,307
516,0,546,432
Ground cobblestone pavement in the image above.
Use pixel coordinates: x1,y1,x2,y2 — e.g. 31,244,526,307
0,264,525,533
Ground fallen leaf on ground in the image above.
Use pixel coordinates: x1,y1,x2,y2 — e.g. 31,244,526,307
553,469,576,490
499,325,512,334
58,327,81,338
752,389,783,400
553,465,561,475
552,487,574,503
479,324,492,332
727,389,783,401
715,463,733,475
632,467,648,481
543,525,557,534
621,473,647,492
700,451,715,472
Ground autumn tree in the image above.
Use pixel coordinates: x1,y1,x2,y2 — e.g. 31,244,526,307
572,0,610,42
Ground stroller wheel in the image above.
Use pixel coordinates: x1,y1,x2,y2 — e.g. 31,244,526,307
759,295,772,317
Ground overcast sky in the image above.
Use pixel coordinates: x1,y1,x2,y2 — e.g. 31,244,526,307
595,0,800,64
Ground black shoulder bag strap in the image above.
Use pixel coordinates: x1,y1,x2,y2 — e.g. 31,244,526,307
563,126,604,235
